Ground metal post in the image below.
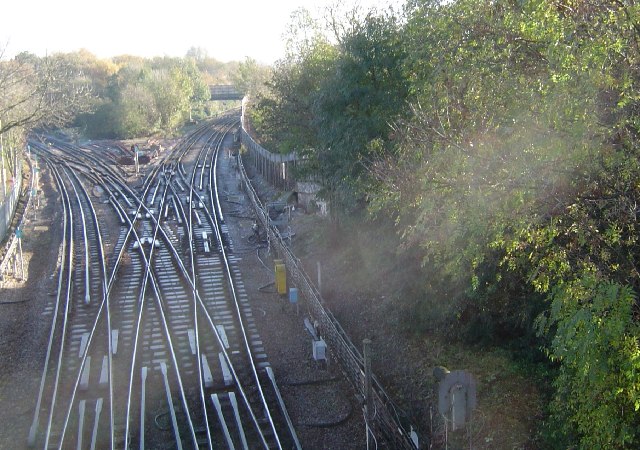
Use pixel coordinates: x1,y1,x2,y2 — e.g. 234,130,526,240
363,338,373,450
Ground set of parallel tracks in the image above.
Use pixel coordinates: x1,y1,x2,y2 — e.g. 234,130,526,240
26,112,299,449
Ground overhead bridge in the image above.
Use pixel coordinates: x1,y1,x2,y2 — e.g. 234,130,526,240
210,85,243,101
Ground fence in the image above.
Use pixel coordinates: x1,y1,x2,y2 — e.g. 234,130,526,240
0,143,29,281
240,98,299,191
238,100,418,448
0,152,23,242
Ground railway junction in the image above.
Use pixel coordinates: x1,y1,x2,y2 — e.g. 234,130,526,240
0,110,419,449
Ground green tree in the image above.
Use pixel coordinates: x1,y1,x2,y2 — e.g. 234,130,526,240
311,9,409,214
231,57,271,98
249,2,640,444
537,277,640,448
81,56,211,138
252,7,337,154
377,0,640,445
253,6,409,216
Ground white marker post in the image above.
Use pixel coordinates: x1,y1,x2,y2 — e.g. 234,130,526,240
134,144,140,176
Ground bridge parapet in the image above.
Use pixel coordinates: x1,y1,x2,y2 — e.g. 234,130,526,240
210,85,243,101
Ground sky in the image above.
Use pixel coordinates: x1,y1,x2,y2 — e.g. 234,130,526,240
2,0,403,64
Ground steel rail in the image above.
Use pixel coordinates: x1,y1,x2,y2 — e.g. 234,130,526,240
119,119,273,448
30,114,283,449
32,142,143,449
122,179,202,449
57,166,114,449
120,174,201,449
164,121,275,448
152,122,274,448
27,155,70,448
174,116,289,448
40,160,76,450
205,119,284,449
185,128,219,450
27,152,112,445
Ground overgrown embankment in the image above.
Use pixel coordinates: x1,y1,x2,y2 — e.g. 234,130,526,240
249,1,640,447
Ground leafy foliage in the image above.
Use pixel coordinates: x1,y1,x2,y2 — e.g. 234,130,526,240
79,56,211,138
538,277,640,448
253,6,410,216
0,51,93,135
249,0,640,446
0,49,94,189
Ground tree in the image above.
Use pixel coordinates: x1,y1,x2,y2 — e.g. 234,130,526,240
367,0,640,445
537,278,640,448
253,37,337,154
0,49,93,195
186,46,208,62
311,9,410,213
0,51,92,135
253,5,409,217
231,57,271,98
80,56,211,138
249,0,640,446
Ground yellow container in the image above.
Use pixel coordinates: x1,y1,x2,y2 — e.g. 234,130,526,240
275,263,287,295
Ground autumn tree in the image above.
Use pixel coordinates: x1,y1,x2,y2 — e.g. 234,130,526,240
0,51,92,135
81,56,210,138
0,49,93,194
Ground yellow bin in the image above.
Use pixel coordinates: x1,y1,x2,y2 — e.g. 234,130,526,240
275,263,287,295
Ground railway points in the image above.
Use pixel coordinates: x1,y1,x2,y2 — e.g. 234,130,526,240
8,110,417,450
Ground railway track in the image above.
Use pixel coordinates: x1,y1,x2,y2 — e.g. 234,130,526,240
26,113,299,449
